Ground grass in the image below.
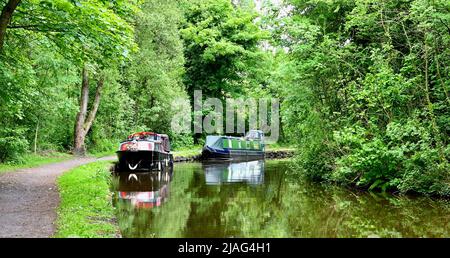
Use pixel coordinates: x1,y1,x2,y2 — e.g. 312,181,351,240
265,142,296,152
172,145,202,159
0,152,73,175
55,160,119,238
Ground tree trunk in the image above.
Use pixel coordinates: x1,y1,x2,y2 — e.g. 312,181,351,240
34,120,39,154
84,75,104,133
73,67,105,156
0,0,21,50
73,66,90,155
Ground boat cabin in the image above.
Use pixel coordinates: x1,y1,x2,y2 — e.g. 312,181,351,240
119,132,171,153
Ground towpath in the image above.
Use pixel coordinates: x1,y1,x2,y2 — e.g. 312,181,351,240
0,156,115,238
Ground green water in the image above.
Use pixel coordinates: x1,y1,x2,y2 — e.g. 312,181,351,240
111,160,450,238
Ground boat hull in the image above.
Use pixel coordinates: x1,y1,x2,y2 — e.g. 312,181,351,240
202,146,264,161
116,150,173,172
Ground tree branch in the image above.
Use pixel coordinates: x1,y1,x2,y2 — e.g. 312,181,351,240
0,0,21,50
438,18,450,35
8,24,70,32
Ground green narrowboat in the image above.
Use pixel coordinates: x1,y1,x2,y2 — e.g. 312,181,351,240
201,130,265,160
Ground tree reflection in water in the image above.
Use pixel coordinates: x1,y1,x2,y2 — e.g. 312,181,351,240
112,160,450,238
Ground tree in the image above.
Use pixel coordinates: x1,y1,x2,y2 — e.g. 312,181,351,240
0,0,138,158
121,0,191,147
73,66,104,155
181,0,266,99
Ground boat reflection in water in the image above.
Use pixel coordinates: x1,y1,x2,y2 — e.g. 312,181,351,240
202,159,264,185
114,167,173,209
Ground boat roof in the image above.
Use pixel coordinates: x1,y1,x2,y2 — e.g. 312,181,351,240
206,135,241,139
128,131,156,138
127,132,169,139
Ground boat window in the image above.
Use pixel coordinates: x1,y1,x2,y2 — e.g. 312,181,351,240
246,130,262,140
206,136,221,147
165,138,171,152
127,133,158,141
161,135,170,152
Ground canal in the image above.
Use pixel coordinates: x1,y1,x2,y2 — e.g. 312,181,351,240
111,160,449,237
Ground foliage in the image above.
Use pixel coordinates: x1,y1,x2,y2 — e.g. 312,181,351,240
180,0,267,98
279,0,450,196
122,0,190,145
6,0,137,65
0,0,138,160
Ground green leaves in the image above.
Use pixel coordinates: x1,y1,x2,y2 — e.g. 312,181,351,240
0,0,140,160
7,0,138,66
281,0,450,196
181,0,266,98
118,0,188,143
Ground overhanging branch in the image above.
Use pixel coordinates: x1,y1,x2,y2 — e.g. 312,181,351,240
8,24,70,32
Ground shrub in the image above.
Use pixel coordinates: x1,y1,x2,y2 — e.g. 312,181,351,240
170,133,194,150
0,128,29,163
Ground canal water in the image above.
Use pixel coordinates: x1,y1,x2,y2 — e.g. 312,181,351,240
111,160,449,238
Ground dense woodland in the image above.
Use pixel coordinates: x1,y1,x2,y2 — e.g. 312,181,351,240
0,0,449,196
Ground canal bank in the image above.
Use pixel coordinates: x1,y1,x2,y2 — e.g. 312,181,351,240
55,160,120,238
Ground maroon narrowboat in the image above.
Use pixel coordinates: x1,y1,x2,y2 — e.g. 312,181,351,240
116,132,173,171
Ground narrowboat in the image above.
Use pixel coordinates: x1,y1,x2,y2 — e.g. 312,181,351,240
201,130,265,160
116,132,173,171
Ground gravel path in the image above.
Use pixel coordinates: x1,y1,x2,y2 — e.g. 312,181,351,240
0,156,115,238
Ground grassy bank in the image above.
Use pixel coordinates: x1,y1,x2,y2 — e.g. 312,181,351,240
265,143,296,152
55,161,119,238
172,145,202,159
0,152,72,175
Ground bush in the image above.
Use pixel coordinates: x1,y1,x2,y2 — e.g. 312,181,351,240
387,120,449,196
170,134,194,150
293,142,335,181
327,119,450,195
87,138,118,155
333,136,401,191
0,128,29,163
